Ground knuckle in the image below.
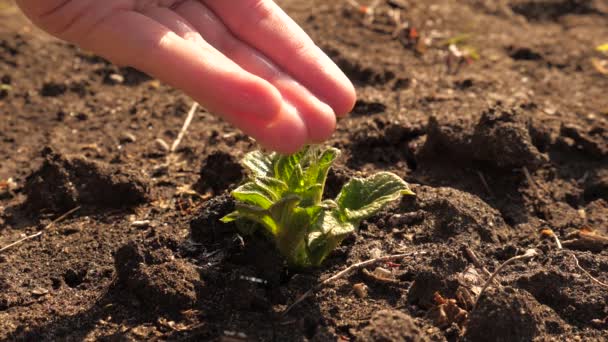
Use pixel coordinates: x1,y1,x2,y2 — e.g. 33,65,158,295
238,0,274,30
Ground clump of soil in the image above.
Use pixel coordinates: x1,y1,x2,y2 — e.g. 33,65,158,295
193,149,244,194
189,193,236,244
356,309,429,341
559,122,608,158
114,240,203,313
464,287,560,341
585,168,608,201
471,106,548,169
22,147,149,214
401,185,510,243
422,105,547,170
516,251,608,327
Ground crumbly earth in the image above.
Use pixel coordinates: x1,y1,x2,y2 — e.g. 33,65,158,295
1,0,607,341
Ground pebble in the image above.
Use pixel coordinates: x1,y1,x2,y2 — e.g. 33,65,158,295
372,267,394,280
387,212,425,227
108,73,124,84
120,132,137,144
577,209,586,221
31,288,49,297
131,220,151,228
353,283,369,298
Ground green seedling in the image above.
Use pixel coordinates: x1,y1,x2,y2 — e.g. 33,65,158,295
221,146,414,267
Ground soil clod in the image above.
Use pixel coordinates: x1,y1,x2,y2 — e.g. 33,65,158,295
22,148,149,214
356,309,429,342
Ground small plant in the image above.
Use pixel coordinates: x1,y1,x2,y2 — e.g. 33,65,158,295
221,146,414,267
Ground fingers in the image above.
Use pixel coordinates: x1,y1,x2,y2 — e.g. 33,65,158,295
141,6,205,45
81,10,307,153
15,0,72,18
203,0,356,116
173,1,336,143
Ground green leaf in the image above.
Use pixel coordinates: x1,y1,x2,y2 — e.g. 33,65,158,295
274,152,303,184
306,209,355,266
242,150,275,177
220,211,239,223
302,147,340,202
336,172,413,223
270,196,324,266
231,177,287,209
269,195,302,228
230,203,278,235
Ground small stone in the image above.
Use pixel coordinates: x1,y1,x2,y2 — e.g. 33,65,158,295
577,209,587,221
120,132,137,144
108,73,125,84
387,212,425,227
131,220,151,228
31,288,49,297
373,267,393,279
590,319,606,328
353,283,369,298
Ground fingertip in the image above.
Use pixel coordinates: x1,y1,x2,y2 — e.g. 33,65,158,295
305,102,337,144
256,103,308,154
332,80,357,117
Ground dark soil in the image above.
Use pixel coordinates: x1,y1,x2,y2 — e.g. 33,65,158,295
1,0,608,341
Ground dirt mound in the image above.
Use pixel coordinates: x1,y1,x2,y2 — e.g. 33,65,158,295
193,150,243,194
356,310,429,341
423,105,547,170
22,148,149,214
510,0,606,21
189,193,236,244
464,287,563,341
516,251,608,327
114,240,203,313
401,185,510,243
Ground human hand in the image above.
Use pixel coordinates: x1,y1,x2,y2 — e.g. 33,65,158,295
15,0,356,154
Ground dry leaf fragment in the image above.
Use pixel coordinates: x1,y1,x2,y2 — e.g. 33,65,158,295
591,58,608,75
562,228,608,252
428,292,468,329
362,267,398,283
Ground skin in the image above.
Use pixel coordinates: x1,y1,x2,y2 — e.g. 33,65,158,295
15,0,357,154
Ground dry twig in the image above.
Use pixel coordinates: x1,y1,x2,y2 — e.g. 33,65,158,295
476,171,494,197
463,246,492,278
522,166,538,194
171,102,199,153
545,229,608,289
0,206,80,254
282,250,426,315
473,249,539,310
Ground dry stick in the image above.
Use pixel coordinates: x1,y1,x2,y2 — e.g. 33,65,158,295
473,248,539,310
0,206,80,254
170,102,199,153
0,232,42,253
551,232,608,289
464,246,492,278
571,254,608,288
522,166,538,194
476,171,494,197
282,251,427,316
